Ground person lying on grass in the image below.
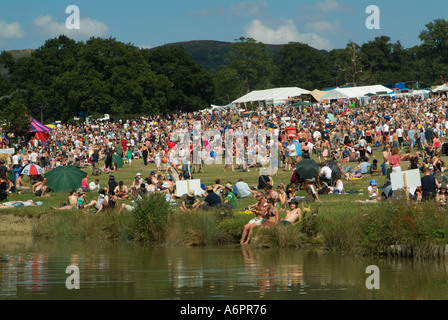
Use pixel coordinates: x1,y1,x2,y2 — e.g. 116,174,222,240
0,200,42,208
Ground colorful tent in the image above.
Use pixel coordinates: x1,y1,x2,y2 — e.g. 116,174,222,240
29,117,52,143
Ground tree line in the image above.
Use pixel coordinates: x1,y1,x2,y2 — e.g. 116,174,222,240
0,18,447,131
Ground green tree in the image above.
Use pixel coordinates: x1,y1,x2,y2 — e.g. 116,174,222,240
51,37,172,120
214,37,274,104
418,19,448,85
419,19,448,60
143,46,215,113
0,99,30,137
273,42,332,90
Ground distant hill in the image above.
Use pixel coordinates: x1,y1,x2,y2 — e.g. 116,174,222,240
156,40,285,70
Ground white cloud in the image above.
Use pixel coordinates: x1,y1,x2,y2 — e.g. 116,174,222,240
33,15,109,40
230,1,268,17
305,20,343,34
0,20,25,38
244,19,332,50
301,0,356,14
139,44,152,50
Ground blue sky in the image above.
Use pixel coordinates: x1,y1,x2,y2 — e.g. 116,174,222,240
1,0,447,51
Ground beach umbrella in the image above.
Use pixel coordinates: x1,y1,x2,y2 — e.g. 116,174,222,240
326,159,341,178
21,164,45,176
45,165,85,193
295,158,319,180
113,154,124,168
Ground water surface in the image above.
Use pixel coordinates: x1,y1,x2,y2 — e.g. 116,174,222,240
1,236,448,300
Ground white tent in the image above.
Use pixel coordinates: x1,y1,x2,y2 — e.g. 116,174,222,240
202,104,237,113
310,89,326,102
319,85,392,101
232,87,311,106
432,83,448,92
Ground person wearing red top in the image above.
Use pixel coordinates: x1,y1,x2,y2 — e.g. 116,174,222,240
121,139,128,154
388,147,401,172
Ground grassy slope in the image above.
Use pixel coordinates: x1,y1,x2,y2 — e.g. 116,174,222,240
0,147,403,219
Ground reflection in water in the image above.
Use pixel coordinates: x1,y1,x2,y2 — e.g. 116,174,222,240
2,237,448,300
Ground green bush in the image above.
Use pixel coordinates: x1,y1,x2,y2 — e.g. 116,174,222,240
167,209,233,246
131,193,172,243
320,200,448,258
252,224,308,248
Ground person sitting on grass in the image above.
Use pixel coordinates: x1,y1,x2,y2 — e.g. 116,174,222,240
285,183,298,201
50,189,78,210
84,189,109,213
276,184,288,211
89,179,100,192
240,192,267,245
262,198,279,227
305,180,320,202
179,189,200,212
223,183,237,209
280,198,302,225
76,188,87,209
263,183,279,205
15,174,30,194
369,159,381,176
33,178,50,197
367,179,380,201
114,181,129,200
200,186,222,209
328,176,344,194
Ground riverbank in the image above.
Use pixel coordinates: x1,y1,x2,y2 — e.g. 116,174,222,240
0,214,33,235
1,150,448,259
3,195,448,261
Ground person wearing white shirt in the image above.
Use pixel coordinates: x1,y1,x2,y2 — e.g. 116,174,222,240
89,179,100,192
396,127,404,148
30,151,38,164
12,152,21,169
235,179,256,198
318,163,332,188
285,140,297,171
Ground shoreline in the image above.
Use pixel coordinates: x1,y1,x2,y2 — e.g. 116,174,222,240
0,214,34,236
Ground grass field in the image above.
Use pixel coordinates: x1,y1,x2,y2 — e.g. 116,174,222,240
5,147,448,258
0,146,401,218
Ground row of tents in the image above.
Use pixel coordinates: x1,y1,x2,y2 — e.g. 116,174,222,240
228,83,448,109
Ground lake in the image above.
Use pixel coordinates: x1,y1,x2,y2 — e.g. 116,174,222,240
1,236,448,300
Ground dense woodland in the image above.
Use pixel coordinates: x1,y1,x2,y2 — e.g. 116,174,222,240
0,18,448,133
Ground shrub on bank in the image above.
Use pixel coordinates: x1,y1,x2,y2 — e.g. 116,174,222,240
167,209,233,246
320,200,448,258
32,210,135,241
131,193,173,243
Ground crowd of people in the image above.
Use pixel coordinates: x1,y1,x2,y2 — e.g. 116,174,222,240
0,91,447,240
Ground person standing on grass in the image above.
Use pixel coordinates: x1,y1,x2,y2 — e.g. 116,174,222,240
285,139,297,172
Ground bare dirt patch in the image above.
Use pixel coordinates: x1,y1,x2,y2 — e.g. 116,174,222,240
0,214,33,235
